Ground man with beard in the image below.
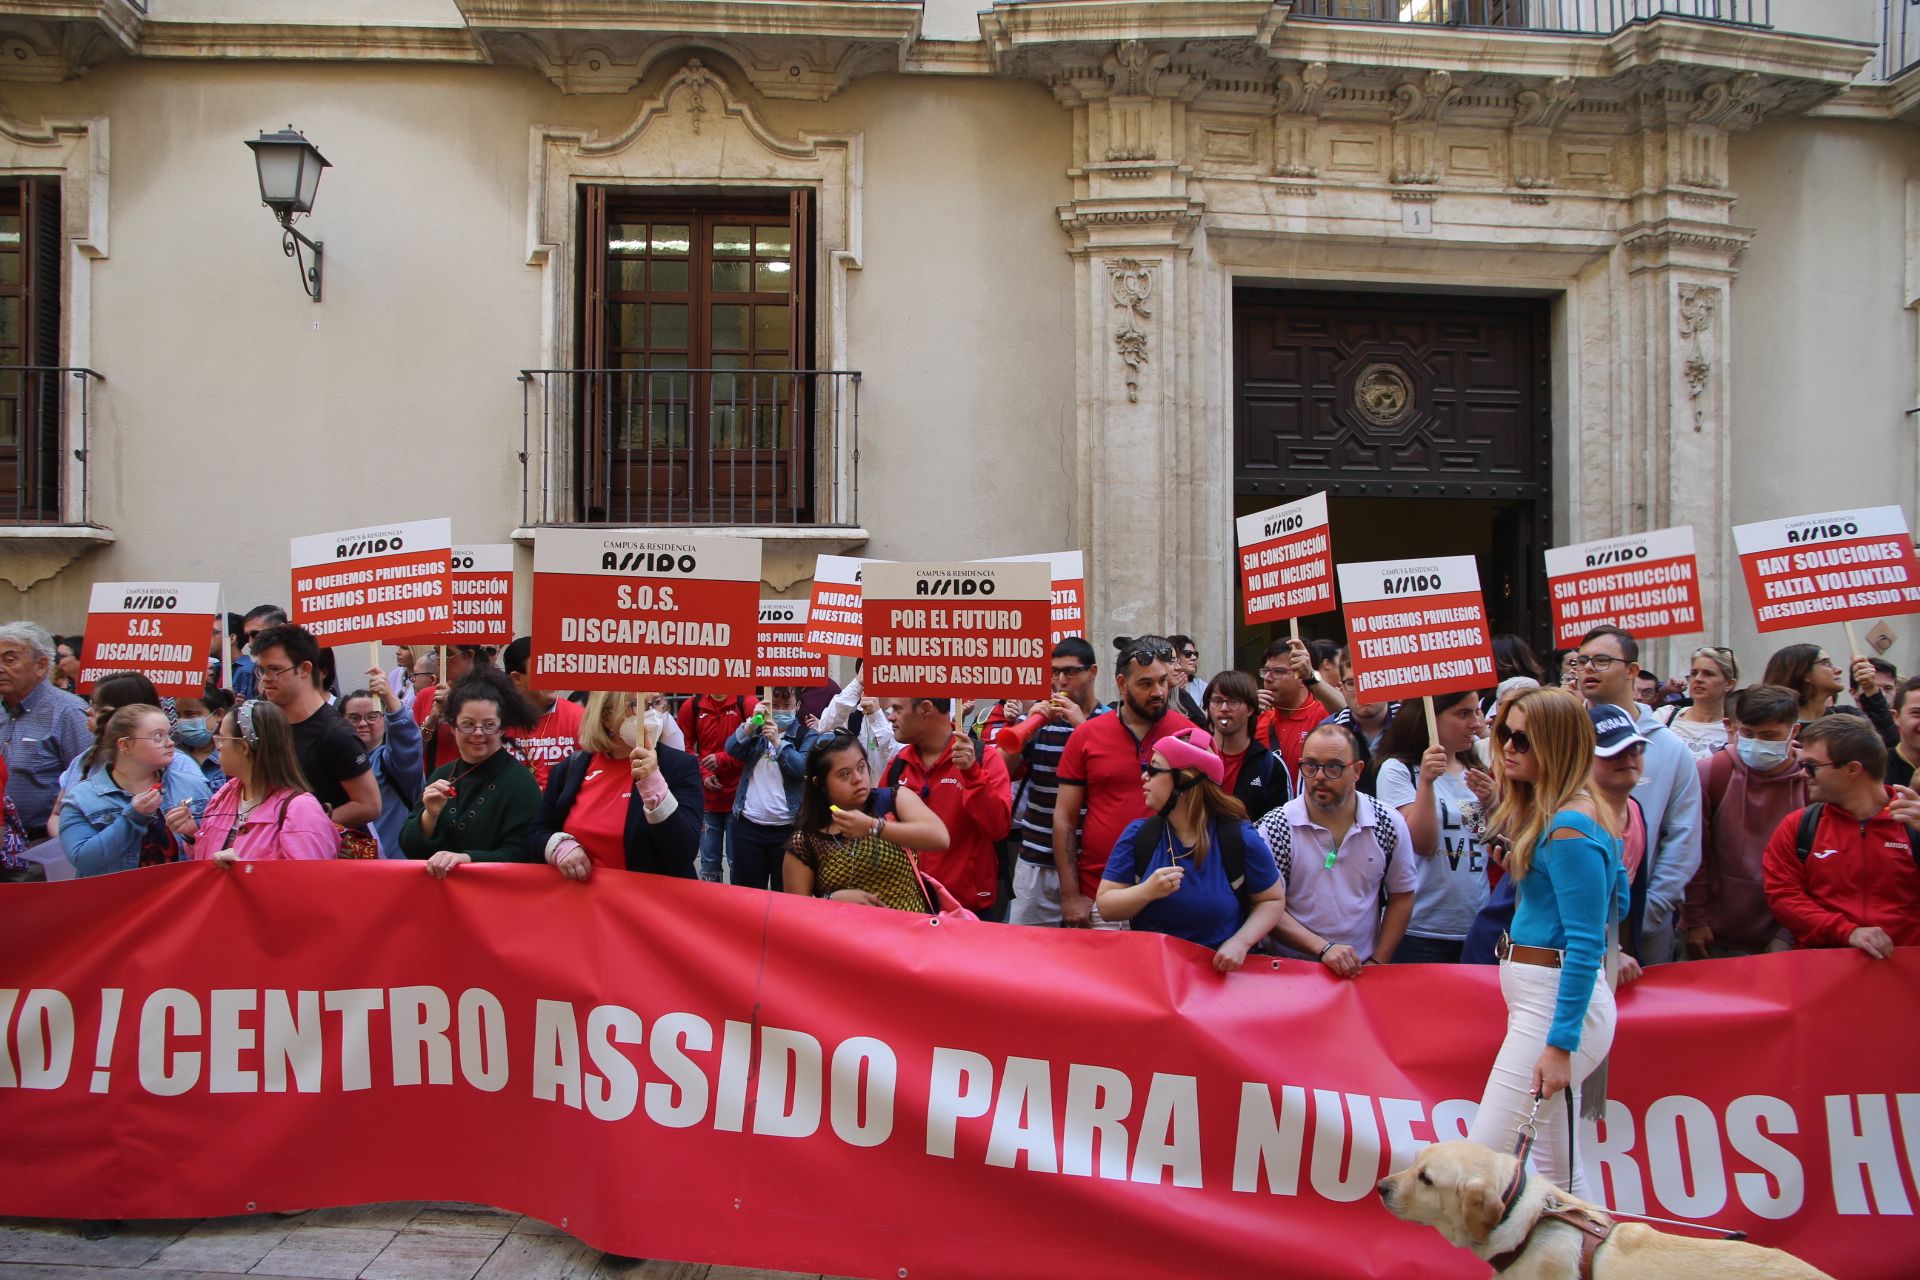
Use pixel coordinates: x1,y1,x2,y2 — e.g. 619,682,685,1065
1052,635,1197,928
1259,723,1416,974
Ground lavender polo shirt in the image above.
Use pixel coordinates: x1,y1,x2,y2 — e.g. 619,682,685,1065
1256,794,1417,961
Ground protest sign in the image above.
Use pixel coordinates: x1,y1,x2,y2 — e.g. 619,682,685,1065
439,544,515,646
1544,526,1703,648
1337,556,1496,702
289,519,453,657
804,554,873,656
1733,505,1920,635
862,561,1050,699
1236,493,1335,630
756,599,832,687
529,529,760,692
981,551,1088,645
2,863,1912,1280
77,582,221,698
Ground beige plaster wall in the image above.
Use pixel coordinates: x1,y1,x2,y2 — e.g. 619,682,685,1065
0,59,1075,640
1728,117,1920,675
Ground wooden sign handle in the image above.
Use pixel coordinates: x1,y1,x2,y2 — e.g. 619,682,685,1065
1424,694,1439,749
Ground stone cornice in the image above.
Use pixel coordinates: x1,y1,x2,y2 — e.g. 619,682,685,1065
136,22,488,64
458,0,922,40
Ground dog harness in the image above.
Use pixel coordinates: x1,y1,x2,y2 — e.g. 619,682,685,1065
1487,1198,1616,1278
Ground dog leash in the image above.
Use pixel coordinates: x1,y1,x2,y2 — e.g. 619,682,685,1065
1510,1089,1749,1242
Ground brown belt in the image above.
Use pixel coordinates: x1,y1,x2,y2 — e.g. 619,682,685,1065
1496,933,1563,969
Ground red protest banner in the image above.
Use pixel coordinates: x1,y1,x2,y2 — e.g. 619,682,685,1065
1544,526,1703,649
862,561,1050,699
439,544,515,646
1236,492,1336,626
289,518,453,647
983,551,1088,645
804,554,870,656
756,598,831,687
78,582,221,697
1,863,1912,1280
1733,505,1920,633
1337,556,1496,701
530,529,760,692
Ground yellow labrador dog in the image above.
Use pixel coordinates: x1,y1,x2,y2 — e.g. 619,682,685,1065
1377,1140,1834,1280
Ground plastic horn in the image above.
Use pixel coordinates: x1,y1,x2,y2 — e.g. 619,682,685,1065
995,708,1053,754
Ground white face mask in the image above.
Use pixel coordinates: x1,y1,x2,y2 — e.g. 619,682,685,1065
644,708,671,745
618,714,640,749
1736,733,1791,772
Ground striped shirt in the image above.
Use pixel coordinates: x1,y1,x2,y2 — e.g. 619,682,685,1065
1016,720,1080,863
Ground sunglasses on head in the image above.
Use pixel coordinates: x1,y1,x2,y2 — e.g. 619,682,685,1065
1495,723,1533,755
1121,642,1175,668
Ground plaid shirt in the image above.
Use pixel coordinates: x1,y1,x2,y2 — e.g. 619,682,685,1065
1,678,91,836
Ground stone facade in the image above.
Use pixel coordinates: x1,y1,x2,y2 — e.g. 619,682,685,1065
0,0,1913,678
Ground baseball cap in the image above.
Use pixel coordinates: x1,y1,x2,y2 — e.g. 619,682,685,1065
1153,726,1224,785
1589,704,1649,758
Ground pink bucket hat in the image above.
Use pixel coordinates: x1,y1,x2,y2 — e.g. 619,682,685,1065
1153,726,1224,786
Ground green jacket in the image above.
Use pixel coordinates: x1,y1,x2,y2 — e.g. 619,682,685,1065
399,748,541,863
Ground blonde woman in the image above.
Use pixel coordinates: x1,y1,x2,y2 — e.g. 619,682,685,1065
1656,645,1738,761
1465,688,1628,1198
527,690,702,879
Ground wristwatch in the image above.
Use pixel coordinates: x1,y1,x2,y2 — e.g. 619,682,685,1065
1303,670,1320,687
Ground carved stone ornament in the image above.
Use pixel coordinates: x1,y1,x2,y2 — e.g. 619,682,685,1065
1353,363,1413,429
1110,258,1154,404
1677,283,1719,431
1105,39,1170,97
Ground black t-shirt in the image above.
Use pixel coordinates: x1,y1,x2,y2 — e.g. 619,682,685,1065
288,702,372,812
1889,747,1916,791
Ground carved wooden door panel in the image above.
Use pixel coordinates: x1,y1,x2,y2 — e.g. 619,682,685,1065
1234,288,1548,503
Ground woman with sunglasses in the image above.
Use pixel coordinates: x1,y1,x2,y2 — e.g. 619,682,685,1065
1465,688,1629,1198
1654,646,1738,761
784,732,951,910
58,703,213,876
401,667,541,878
1095,728,1287,971
187,700,336,862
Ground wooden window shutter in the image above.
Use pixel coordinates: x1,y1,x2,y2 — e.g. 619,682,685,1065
578,184,609,520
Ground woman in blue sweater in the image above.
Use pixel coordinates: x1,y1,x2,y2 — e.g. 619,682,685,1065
1466,688,1628,1198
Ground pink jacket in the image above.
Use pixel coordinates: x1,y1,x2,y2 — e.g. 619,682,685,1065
192,780,338,861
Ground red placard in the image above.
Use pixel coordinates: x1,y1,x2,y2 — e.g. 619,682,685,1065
982,551,1088,645
289,518,453,647
2,863,1914,1280
439,544,516,646
756,598,831,687
862,561,1051,699
804,554,871,656
1544,526,1703,648
77,581,221,698
1337,556,1496,701
1237,493,1336,625
1733,506,1920,633
530,529,761,692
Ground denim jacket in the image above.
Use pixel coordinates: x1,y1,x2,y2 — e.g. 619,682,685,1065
58,755,214,877
368,705,424,858
725,718,811,823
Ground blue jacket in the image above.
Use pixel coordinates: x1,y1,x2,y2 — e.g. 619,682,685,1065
725,717,812,823
58,754,214,877
1628,703,1702,930
368,706,424,858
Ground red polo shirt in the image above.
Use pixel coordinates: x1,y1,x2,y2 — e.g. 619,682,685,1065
1056,707,1196,899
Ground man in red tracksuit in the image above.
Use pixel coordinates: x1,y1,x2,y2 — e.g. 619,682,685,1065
880,696,1012,915
1763,716,1920,959
676,692,759,882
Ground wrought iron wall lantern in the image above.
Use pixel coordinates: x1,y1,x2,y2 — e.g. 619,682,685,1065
244,127,330,302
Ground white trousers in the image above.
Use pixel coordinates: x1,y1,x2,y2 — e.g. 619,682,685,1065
1466,958,1616,1198
1006,860,1125,929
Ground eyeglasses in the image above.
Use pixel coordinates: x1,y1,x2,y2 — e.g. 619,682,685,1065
1495,724,1533,754
1141,763,1175,778
1051,664,1090,678
123,731,173,746
455,721,503,737
1259,666,1289,679
1179,650,1199,660
253,662,300,683
1296,760,1353,778
409,672,435,683
214,734,247,746
344,712,384,727
1206,697,1250,710
1565,655,1623,671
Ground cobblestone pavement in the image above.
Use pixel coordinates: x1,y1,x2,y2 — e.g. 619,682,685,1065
0,1205,839,1280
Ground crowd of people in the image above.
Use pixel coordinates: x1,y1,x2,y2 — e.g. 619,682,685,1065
4,607,1919,1189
